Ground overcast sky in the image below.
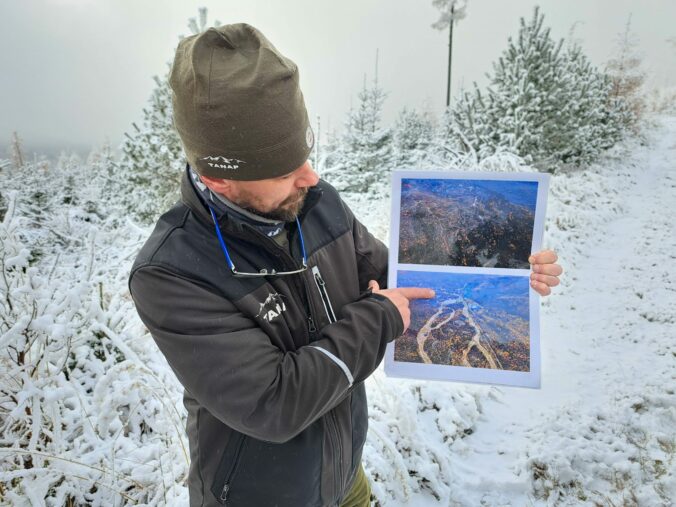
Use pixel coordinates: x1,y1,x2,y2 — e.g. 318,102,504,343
2,0,675,159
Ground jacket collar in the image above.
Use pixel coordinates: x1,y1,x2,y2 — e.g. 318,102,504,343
179,164,323,237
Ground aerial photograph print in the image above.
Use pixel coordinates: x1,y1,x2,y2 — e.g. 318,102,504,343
398,178,539,268
393,270,530,372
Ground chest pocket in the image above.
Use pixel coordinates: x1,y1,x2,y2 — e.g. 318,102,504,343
305,264,339,331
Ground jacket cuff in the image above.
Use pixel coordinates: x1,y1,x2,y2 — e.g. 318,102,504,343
367,293,405,342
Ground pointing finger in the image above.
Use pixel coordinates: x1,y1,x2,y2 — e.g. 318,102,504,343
368,280,380,291
397,287,436,300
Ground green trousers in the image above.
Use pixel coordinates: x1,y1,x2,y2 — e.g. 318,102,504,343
339,464,371,507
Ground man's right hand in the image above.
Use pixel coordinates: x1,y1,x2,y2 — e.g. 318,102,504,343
367,280,435,333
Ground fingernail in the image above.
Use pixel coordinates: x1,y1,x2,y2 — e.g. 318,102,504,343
528,255,534,263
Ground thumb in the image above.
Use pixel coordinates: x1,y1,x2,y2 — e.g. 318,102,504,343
368,280,380,292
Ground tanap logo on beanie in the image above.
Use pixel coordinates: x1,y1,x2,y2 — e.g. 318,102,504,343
201,156,246,171
306,126,314,148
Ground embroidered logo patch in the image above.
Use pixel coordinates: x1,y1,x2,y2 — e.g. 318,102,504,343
305,126,314,148
256,293,287,323
201,156,245,171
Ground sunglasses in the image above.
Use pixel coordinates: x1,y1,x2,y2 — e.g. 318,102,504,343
208,206,308,278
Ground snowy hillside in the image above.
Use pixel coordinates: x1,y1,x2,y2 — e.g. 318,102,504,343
348,115,676,506
1,116,674,506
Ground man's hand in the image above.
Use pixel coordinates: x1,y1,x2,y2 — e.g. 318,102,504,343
367,280,435,333
528,249,563,296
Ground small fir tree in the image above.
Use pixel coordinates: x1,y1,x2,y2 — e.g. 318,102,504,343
392,107,436,168
324,68,393,194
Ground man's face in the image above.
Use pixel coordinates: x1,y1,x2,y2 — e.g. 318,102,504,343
204,160,320,222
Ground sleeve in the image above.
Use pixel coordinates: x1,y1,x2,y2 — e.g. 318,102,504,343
340,199,390,290
129,265,403,444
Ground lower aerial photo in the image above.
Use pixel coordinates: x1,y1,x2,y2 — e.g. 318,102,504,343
394,270,531,372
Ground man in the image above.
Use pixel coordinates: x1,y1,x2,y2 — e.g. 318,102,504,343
129,23,562,507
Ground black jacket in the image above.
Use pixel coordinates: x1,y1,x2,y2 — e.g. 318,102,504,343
129,169,403,506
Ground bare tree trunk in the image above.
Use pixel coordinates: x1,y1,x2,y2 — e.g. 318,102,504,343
446,5,455,107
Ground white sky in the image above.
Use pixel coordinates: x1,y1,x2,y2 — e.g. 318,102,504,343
1,0,675,157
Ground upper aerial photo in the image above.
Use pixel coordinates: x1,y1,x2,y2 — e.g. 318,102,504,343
398,178,539,268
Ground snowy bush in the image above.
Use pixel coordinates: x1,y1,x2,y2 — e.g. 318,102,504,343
524,389,675,506
605,16,646,127
0,159,189,505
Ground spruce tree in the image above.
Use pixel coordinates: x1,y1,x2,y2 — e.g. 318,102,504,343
106,8,220,223
106,71,185,223
392,107,436,168
323,69,393,194
449,7,630,171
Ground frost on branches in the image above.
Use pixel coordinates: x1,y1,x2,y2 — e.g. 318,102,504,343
449,7,632,172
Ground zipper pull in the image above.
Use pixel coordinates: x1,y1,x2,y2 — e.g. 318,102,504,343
308,316,317,334
219,484,229,504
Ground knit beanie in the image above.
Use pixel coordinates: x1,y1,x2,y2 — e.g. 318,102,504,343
169,23,314,180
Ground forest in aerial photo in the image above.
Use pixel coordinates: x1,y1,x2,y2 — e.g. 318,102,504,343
398,178,538,268
394,270,531,372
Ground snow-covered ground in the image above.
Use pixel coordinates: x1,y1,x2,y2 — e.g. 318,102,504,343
0,117,674,506
356,116,676,506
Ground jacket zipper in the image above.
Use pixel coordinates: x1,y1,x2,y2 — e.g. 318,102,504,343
240,222,316,343
212,434,247,505
326,410,344,502
311,266,337,324
310,265,345,499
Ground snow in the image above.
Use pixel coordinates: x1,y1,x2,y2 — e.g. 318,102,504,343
1,112,674,505
352,115,676,506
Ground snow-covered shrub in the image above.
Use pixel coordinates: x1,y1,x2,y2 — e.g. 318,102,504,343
524,389,675,506
0,158,189,505
605,16,646,127
364,371,493,505
448,7,632,172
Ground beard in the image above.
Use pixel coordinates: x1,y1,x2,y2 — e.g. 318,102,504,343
237,187,309,222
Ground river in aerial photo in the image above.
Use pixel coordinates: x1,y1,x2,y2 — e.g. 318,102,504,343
398,178,538,269
394,270,531,371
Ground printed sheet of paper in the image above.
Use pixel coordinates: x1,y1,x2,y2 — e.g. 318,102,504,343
384,171,550,388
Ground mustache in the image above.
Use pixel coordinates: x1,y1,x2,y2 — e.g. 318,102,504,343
282,187,309,206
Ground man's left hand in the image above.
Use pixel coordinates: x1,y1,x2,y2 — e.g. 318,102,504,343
528,249,563,296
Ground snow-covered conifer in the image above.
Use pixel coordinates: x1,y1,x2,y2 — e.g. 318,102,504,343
105,71,184,224
392,107,436,168
106,8,220,224
448,7,630,171
323,72,393,194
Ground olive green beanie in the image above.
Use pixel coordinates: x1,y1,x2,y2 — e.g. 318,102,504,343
169,23,314,180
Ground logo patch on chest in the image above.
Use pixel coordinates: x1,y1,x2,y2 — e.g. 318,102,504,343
256,292,287,322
